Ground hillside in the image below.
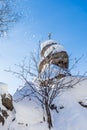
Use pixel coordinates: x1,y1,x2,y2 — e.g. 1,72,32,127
0,76,87,130
9,76,87,130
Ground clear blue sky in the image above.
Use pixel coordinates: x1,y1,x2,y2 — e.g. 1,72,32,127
0,0,87,94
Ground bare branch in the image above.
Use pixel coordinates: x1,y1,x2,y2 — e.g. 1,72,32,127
0,0,19,36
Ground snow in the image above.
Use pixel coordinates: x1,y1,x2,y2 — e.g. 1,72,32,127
16,77,87,130
0,82,15,130
70,78,87,101
1,77,87,130
41,40,65,58
14,97,43,124
0,82,8,95
43,43,65,58
10,77,87,130
52,76,87,130
41,40,57,50
0,109,16,130
53,90,87,130
40,63,69,80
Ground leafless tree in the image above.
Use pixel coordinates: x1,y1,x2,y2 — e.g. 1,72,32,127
0,0,18,36
6,51,87,129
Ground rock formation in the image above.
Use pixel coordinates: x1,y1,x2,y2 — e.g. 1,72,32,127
0,82,15,129
39,40,70,81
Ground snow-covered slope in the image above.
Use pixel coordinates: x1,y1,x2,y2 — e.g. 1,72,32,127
11,84,48,130
9,76,87,130
1,77,87,130
53,91,87,130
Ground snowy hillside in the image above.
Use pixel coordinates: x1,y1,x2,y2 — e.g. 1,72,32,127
0,77,87,129
6,76,87,130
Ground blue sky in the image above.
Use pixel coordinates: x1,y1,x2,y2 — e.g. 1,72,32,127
0,0,87,94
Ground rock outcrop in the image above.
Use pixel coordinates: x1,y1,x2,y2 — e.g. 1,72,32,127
1,93,14,111
0,82,15,129
39,40,69,81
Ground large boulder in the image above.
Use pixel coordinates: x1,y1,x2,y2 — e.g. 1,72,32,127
39,40,69,80
1,93,14,111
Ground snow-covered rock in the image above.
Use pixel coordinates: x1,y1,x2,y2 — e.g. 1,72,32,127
39,39,69,81
41,40,65,58
0,82,15,130
41,40,57,50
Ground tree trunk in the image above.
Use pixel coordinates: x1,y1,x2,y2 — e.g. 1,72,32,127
45,100,53,129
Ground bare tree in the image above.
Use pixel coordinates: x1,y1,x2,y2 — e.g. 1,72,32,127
5,43,87,129
0,0,18,36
